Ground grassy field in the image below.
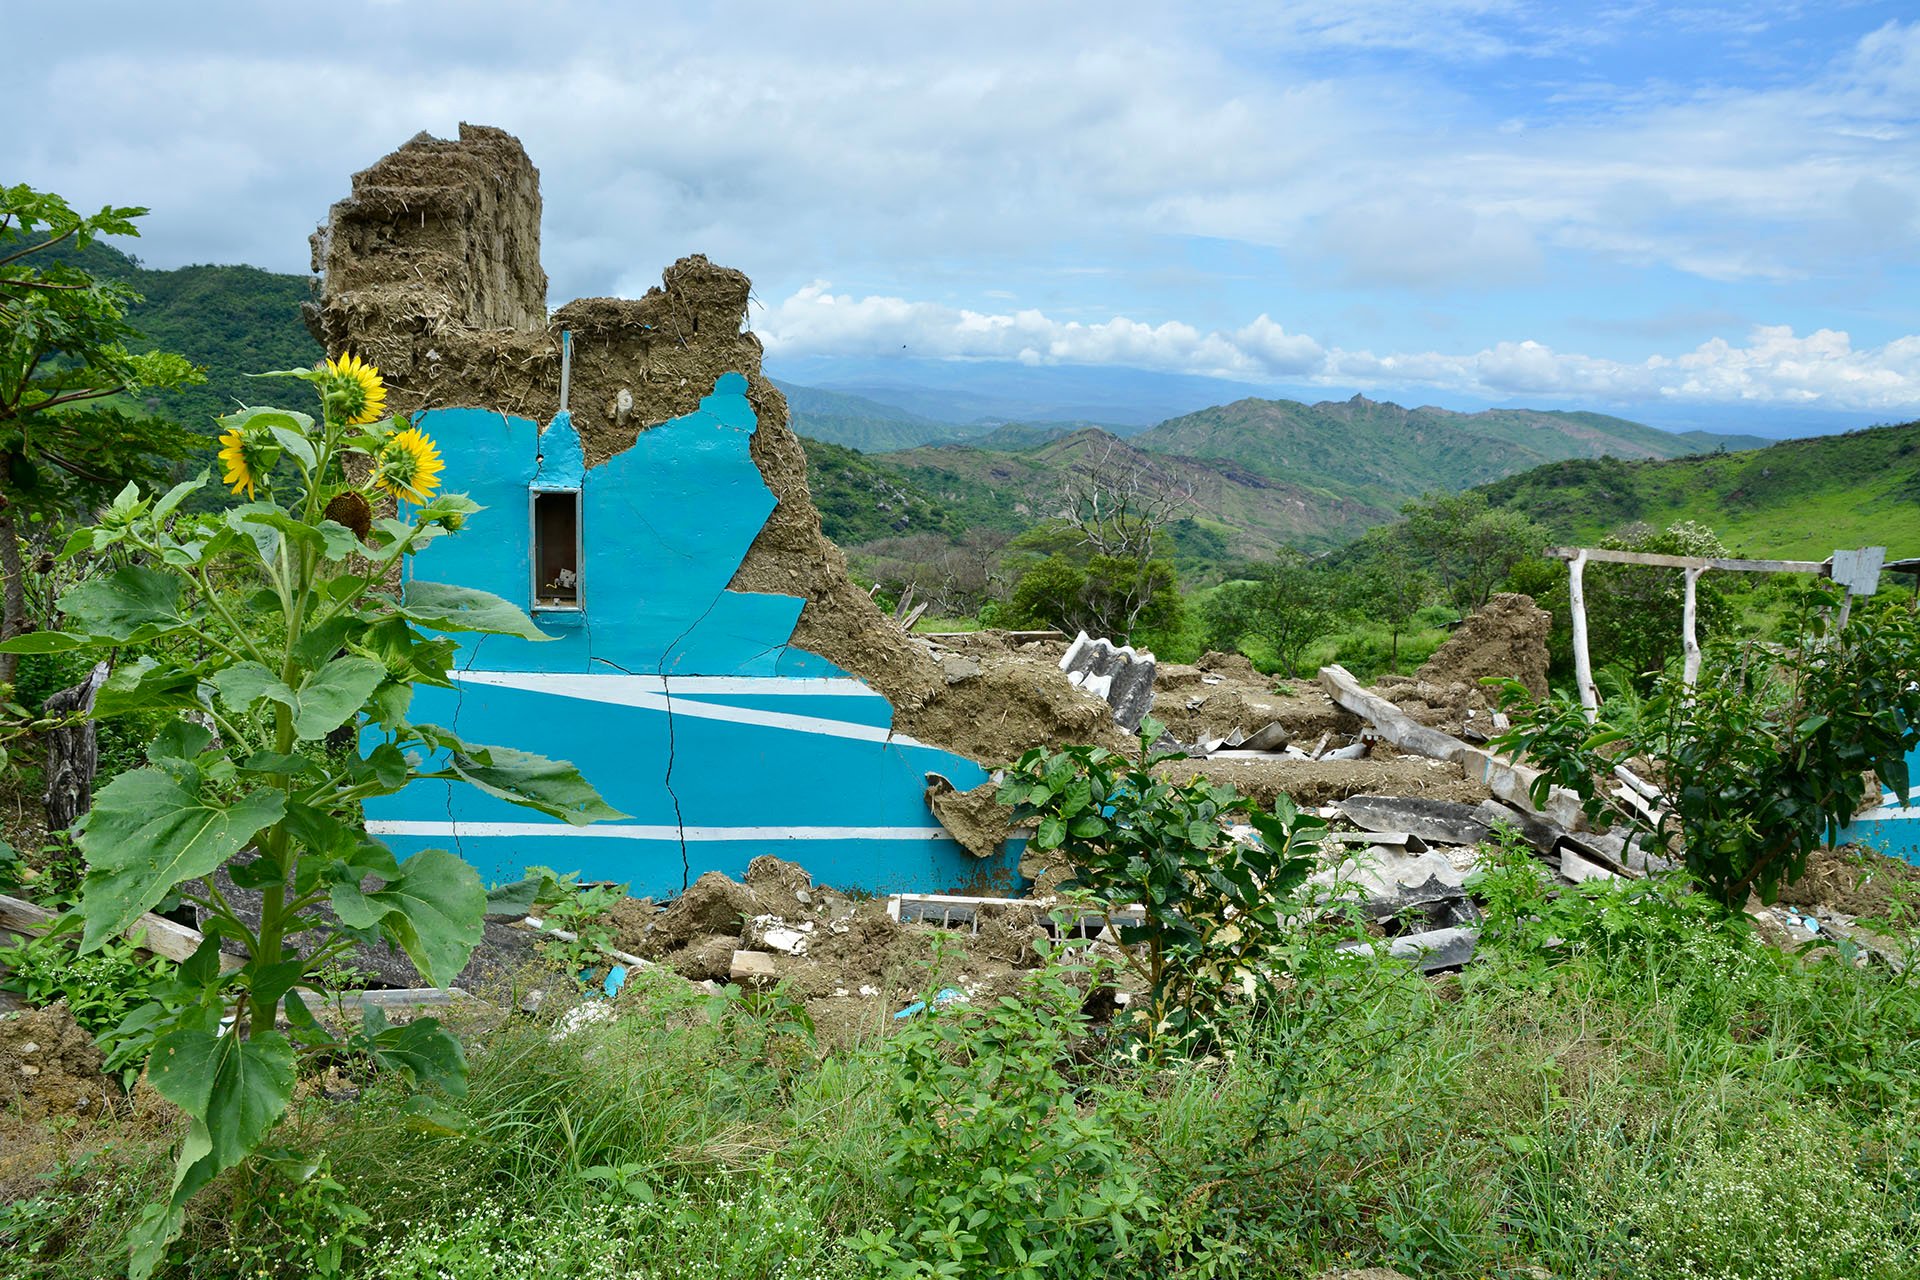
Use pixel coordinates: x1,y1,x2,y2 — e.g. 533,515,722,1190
6,851,1920,1279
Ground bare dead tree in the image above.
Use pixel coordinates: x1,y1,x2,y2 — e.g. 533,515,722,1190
1056,435,1195,563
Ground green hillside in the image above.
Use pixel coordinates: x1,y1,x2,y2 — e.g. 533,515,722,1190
1476,421,1920,559
24,237,323,433
801,437,962,544
1135,394,1759,508
883,428,1395,556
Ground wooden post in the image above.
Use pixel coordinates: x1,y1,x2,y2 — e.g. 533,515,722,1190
1681,567,1703,690
41,660,108,832
1568,550,1597,722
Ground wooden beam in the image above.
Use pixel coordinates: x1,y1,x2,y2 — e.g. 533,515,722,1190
0,893,241,971
1682,565,1703,689
1547,546,1830,575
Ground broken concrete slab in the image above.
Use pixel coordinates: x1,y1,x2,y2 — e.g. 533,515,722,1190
1340,926,1480,973
729,950,778,985
1315,847,1474,920
1337,795,1494,846
1320,663,1587,831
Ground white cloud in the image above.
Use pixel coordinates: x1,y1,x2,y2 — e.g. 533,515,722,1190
760,283,1920,413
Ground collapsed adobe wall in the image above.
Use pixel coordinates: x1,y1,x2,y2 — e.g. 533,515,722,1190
305,124,1118,762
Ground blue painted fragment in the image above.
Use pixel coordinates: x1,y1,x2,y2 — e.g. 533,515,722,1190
366,374,1014,897
1838,747,1920,868
893,987,968,1019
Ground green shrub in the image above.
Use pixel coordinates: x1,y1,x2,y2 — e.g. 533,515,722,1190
999,718,1322,1053
855,949,1160,1279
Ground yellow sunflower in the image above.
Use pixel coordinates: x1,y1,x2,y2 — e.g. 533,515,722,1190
217,427,259,499
325,352,388,426
372,426,445,504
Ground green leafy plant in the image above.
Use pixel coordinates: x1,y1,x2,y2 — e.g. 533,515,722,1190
220,1149,370,1279
0,184,202,682
1494,596,1920,908
523,865,628,979
0,911,174,1041
855,946,1160,1279
999,716,1323,1053
0,358,621,1274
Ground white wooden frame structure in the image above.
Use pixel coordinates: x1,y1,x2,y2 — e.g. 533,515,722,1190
1548,544,1889,722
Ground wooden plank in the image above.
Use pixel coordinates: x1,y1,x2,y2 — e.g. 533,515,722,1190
324,987,482,1012
1682,566,1703,689
515,916,651,970
1546,546,1829,574
0,893,240,970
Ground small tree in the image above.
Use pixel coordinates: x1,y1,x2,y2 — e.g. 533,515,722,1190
6,357,620,1274
1352,525,1435,671
0,185,201,682
1201,551,1346,677
1398,491,1544,612
1494,594,1920,909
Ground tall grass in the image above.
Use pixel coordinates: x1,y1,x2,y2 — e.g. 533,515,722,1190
6,874,1920,1279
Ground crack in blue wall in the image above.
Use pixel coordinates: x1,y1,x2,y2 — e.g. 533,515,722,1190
365,373,1016,895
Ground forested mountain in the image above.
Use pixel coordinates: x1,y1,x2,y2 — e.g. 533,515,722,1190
1132,394,1766,508
31,238,324,433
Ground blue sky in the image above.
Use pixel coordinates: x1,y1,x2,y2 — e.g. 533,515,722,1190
5,1,1917,432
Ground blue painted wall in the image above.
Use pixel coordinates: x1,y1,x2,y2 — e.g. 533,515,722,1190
1838,746,1920,868
364,373,1016,896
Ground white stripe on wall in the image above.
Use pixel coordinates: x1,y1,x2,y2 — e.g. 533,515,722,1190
367,820,953,841
448,670,933,747
460,671,885,697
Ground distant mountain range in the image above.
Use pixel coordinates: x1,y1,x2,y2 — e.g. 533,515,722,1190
793,386,1771,555
36,239,1878,562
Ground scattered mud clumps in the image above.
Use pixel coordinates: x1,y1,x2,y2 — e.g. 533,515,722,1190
926,773,1017,859
0,1002,113,1122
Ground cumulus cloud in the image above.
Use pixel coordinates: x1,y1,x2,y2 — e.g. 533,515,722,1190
760,284,1920,413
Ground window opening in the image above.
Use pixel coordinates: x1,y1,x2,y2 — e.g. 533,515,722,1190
533,490,581,609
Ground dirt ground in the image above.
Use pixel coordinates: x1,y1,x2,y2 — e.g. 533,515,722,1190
0,1001,113,1125
1781,844,1920,920
1372,592,1551,731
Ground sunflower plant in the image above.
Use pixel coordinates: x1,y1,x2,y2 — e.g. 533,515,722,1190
2,355,621,1276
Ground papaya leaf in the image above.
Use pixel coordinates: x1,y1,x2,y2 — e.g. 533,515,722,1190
75,769,286,950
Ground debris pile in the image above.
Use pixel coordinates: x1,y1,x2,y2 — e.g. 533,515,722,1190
1372,592,1551,734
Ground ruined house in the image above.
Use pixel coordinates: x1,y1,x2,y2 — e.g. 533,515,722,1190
311,125,1119,896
